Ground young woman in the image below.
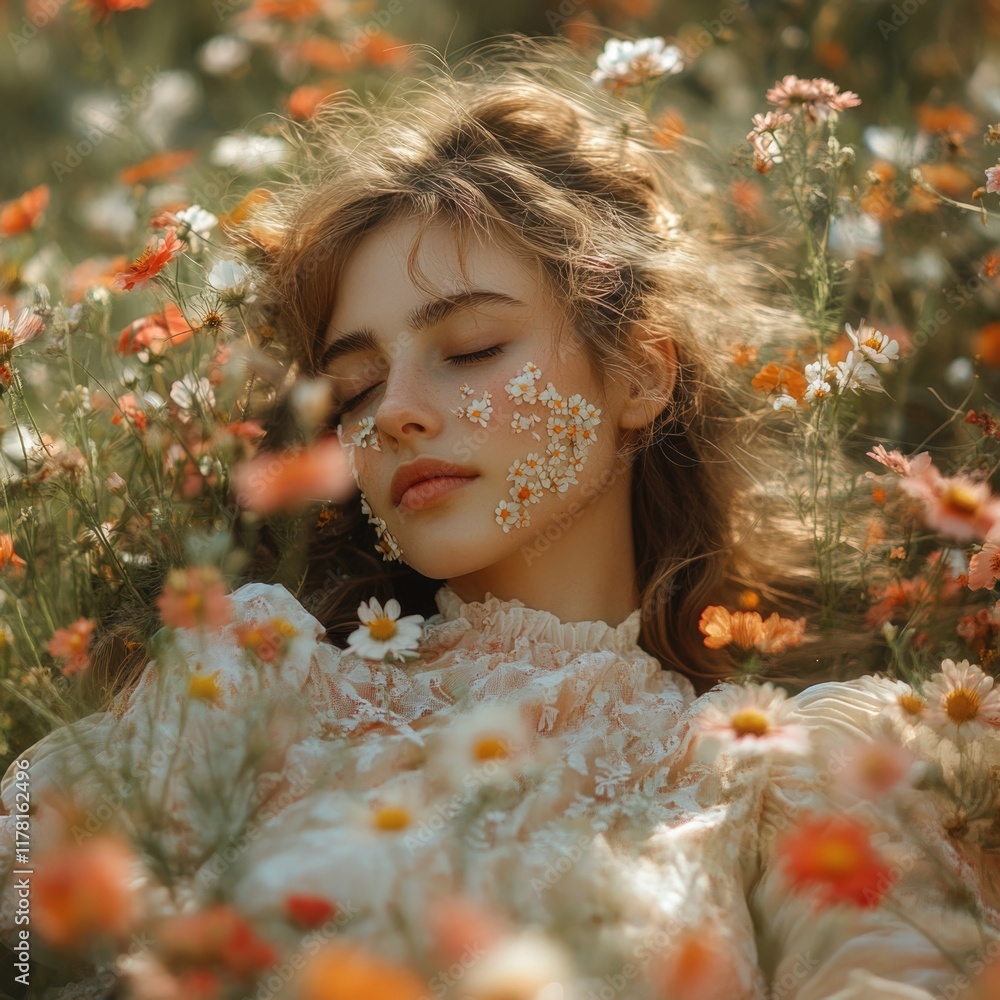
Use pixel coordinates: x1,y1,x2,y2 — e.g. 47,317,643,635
1,36,996,1000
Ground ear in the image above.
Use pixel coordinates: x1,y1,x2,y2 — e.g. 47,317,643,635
617,334,678,431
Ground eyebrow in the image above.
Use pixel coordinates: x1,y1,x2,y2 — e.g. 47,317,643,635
319,290,526,370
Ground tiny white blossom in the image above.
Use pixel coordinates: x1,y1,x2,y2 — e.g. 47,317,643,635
845,322,899,365
346,597,424,663
207,259,251,298
835,350,883,393
174,205,218,254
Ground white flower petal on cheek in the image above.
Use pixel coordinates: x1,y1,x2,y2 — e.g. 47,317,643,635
349,415,381,451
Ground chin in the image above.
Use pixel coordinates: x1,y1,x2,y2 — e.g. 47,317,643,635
395,524,513,581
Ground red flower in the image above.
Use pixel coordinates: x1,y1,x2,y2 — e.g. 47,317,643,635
0,185,49,236
283,894,338,929
778,814,895,908
112,228,184,292
74,0,154,22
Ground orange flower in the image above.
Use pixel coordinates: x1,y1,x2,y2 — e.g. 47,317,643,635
915,103,978,137
974,322,1000,367
731,342,759,367
112,228,185,292
0,184,49,236
652,108,686,150
74,0,154,22
287,84,339,120
283,894,338,929
428,896,507,967
34,835,137,948
235,617,298,663
650,925,745,1000
230,437,353,515
116,302,194,355
698,605,805,654
778,814,895,908
919,162,977,200
46,617,96,676
297,943,427,1000
362,30,410,67
118,149,197,185
750,361,807,402
218,188,282,252
249,0,319,17
296,36,354,72
110,392,148,432
156,566,233,630
0,533,27,574
63,255,128,303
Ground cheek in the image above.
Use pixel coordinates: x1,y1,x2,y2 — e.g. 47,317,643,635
449,360,604,533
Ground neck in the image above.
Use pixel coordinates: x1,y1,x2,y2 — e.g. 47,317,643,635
445,468,640,627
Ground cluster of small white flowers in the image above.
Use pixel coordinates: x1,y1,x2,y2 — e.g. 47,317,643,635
493,363,602,533
360,494,402,562
801,322,899,406
336,420,400,562
349,414,381,452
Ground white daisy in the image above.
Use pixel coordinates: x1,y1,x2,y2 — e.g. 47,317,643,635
207,258,251,296
505,371,539,404
538,382,565,408
345,597,424,663
464,393,493,427
174,205,218,254
510,411,541,433
845,322,899,365
922,658,1000,744
350,415,381,451
772,393,799,410
432,703,535,792
804,378,832,402
691,682,811,760
495,500,521,533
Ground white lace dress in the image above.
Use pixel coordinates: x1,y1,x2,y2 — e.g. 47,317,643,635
0,582,996,999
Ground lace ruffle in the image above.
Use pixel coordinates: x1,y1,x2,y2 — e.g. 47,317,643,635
430,584,647,658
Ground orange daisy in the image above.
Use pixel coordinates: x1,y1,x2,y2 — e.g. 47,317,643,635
112,228,185,292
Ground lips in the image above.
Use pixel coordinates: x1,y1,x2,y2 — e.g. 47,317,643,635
390,457,479,508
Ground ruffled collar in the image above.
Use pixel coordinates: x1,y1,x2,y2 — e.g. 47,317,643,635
431,584,648,658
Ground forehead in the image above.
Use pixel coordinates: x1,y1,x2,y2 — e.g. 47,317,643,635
325,216,560,344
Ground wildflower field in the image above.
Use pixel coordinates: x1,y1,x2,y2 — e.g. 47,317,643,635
5,0,1000,996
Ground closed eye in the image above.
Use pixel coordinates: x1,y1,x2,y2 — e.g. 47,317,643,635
332,345,505,421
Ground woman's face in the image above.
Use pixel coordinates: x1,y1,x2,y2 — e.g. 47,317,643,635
322,215,636,581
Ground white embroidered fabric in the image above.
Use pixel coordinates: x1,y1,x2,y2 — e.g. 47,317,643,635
0,582,996,999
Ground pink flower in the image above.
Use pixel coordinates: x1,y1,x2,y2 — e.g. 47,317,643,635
156,566,233,630
766,75,861,121
0,533,27,574
866,444,913,476
0,306,45,358
987,164,1000,194
900,466,1000,542
230,436,353,515
969,533,1000,590
47,618,96,676
833,736,919,802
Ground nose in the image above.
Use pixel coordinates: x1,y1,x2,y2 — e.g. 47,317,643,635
373,355,443,444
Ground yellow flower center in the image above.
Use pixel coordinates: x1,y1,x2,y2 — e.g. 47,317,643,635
945,687,981,724
188,672,220,702
898,693,925,716
863,336,883,351
730,709,771,737
942,484,981,517
371,805,411,831
0,329,12,354
474,735,510,761
367,616,397,642
816,838,861,875
185,593,205,615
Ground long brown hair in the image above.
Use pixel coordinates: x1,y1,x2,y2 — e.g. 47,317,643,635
239,35,819,692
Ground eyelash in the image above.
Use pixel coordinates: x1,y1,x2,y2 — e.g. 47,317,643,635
334,345,505,420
